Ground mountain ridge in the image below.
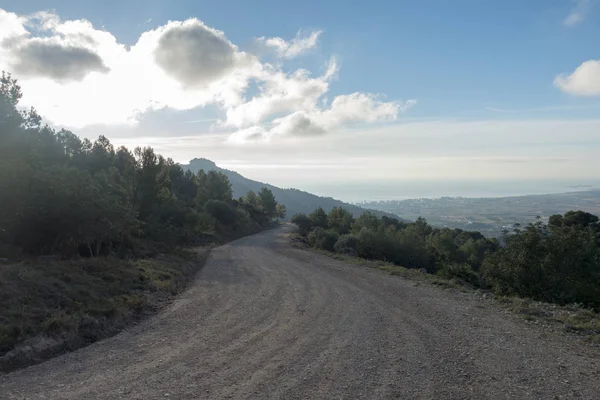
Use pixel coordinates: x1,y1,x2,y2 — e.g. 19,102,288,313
182,158,395,219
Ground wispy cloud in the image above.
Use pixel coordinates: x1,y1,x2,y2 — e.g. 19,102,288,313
182,118,219,124
563,0,593,27
256,30,322,59
111,119,600,190
485,103,600,114
485,107,518,113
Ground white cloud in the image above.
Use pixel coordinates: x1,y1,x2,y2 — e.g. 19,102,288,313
554,60,600,96
27,11,61,30
226,56,414,142
257,30,322,59
563,0,593,26
270,112,327,136
6,38,109,81
229,93,415,143
319,93,413,126
153,19,252,87
2,11,118,82
228,125,269,143
224,59,336,128
0,7,408,136
0,11,257,126
0,9,27,38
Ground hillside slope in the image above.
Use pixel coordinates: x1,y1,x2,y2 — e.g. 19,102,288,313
183,158,394,219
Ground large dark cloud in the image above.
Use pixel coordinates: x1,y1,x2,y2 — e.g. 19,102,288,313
154,20,239,86
7,38,109,81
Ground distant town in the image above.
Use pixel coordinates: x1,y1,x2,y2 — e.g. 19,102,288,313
358,190,600,237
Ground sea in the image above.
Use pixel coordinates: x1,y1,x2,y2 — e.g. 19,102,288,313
301,180,600,203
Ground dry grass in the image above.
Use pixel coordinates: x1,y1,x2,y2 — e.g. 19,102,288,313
494,296,600,343
0,247,211,372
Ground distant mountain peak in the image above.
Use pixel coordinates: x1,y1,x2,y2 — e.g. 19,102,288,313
182,157,398,220
188,158,218,169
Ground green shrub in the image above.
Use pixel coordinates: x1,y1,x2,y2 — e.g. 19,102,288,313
308,208,328,229
356,228,379,259
327,207,354,235
205,200,237,225
291,213,312,236
334,234,358,254
437,263,481,287
481,220,600,308
308,227,339,251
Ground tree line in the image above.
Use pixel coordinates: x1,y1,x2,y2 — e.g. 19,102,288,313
292,207,600,309
0,72,285,259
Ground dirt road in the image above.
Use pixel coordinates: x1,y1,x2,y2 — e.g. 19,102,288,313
2,226,600,399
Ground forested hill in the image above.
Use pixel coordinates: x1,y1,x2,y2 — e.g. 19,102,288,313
183,158,393,219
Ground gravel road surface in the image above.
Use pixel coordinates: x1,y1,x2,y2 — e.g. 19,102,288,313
2,226,600,399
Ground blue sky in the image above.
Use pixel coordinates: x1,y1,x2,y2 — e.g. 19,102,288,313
4,0,599,119
1,1,599,199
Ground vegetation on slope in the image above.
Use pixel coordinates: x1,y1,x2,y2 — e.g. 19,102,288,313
0,251,206,372
0,72,286,370
292,207,600,310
